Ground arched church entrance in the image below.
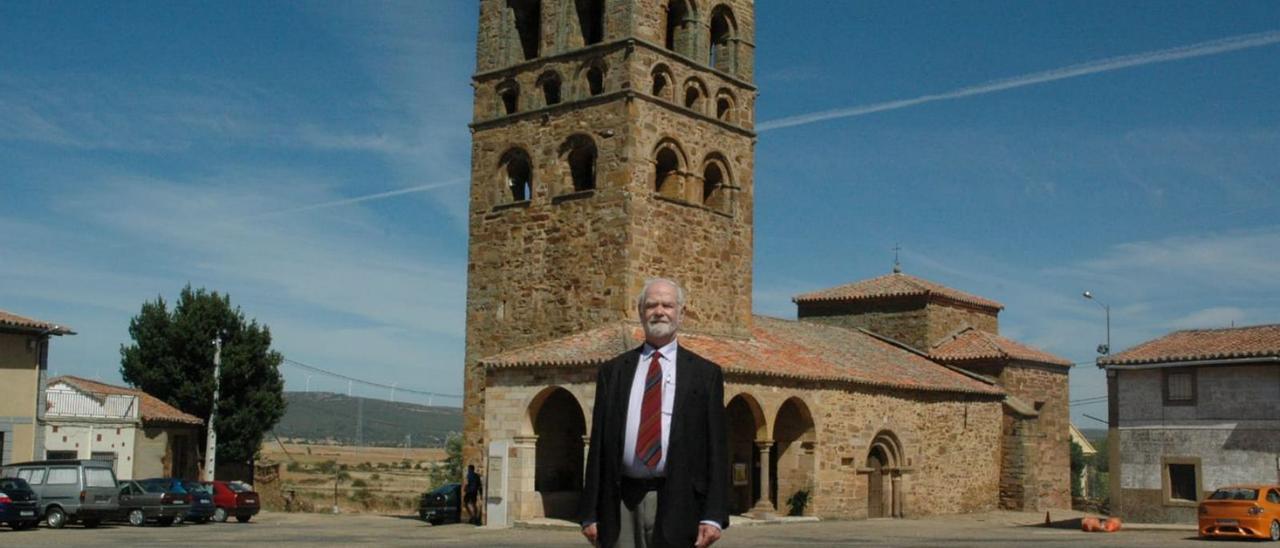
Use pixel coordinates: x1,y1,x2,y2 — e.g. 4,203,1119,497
773,397,816,515
865,431,905,518
725,393,766,515
530,387,586,519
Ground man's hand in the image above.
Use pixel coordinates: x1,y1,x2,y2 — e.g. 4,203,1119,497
581,522,599,547
695,523,722,548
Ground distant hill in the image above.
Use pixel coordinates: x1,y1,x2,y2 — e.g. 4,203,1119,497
273,392,462,447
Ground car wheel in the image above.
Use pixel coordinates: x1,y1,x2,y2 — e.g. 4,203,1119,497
82,518,100,528
128,509,146,527
236,515,251,523
45,507,67,529
213,507,229,522
1270,520,1279,542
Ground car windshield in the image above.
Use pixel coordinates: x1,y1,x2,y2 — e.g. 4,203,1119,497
85,467,117,488
1209,488,1258,501
0,478,32,491
183,481,209,494
227,481,253,493
431,484,458,495
140,481,170,494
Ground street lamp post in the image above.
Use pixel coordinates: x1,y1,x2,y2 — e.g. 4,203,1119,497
1082,291,1111,355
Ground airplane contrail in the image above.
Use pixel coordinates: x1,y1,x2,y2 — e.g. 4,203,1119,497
758,29,1280,132
240,177,467,220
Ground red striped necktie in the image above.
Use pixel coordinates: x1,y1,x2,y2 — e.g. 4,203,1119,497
635,350,663,470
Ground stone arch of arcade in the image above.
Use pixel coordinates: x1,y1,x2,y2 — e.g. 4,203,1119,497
525,385,587,520
772,396,816,516
725,391,817,518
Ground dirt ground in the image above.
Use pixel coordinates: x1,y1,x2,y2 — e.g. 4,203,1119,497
258,441,447,514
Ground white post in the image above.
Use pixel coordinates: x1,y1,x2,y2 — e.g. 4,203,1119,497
203,338,221,482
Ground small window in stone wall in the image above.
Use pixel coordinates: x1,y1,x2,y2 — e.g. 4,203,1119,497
561,134,597,192
1167,462,1197,502
498,81,520,115
1163,368,1196,405
651,65,674,101
500,148,533,202
508,0,541,61
586,65,604,96
574,0,604,46
716,96,733,122
539,72,563,106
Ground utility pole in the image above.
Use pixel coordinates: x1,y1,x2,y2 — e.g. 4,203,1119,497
390,382,397,403
305,374,312,393
204,337,222,482
355,395,364,446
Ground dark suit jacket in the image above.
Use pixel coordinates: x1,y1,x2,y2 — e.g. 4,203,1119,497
578,343,729,548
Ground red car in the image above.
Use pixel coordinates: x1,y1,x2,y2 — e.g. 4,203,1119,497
202,480,260,523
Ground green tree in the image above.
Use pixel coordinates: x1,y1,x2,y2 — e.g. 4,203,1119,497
429,432,463,489
120,285,286,467
1069,440,1086,498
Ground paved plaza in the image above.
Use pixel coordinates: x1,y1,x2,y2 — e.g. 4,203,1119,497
1,510,1225,547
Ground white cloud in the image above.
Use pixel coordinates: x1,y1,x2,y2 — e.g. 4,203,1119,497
1166,307,1248,329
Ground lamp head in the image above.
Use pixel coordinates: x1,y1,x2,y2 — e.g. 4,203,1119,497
1082,290,1094,299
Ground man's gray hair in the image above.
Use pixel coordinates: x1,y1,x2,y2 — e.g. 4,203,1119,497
636,277,686,310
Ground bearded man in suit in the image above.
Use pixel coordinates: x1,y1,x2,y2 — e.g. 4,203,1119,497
579,278,729,548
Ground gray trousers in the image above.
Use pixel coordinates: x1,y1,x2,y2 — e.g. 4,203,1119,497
616,485,674,548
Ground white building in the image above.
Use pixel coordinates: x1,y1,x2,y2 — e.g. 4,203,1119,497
44,376,203,480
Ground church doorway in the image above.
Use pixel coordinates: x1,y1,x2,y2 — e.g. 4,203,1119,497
725,393,765,515
865,431,904,518
530,387,585,519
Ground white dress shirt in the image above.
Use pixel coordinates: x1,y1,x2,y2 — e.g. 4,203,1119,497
622,338,677,478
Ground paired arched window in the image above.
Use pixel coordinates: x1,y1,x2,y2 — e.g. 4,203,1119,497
701,154,732,213
499,148,534,202
538,71,563,106
579,59,606,97
507,0,541,61
708,5,737,74
714,89,735,122
574,0,604,46
561,134,598,192
497,80,520,115
651,64,674,101
683,78,707,113
653,141,686,199
664,0,696,57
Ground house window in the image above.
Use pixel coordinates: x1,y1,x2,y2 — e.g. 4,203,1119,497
46,450,77,460
1163,368,1196,405
1163,456,1201,505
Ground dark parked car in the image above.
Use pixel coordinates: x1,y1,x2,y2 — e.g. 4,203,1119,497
418,483,461,525
115,480,190,526
139,478,215,523
203,480,259,523
0,477,40,530
1,459,119,528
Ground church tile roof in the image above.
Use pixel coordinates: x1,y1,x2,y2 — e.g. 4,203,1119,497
1098,324,1280,367
0,308,75,335
791,272,1003,311
483,316,1002,396
48,376,204,425
930,328,1072,367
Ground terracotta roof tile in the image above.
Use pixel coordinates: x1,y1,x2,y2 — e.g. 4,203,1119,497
483,316,1003,396
931,328,1072,367
792,272,1004,311
1099,324,1280,366
48,376,204,425
0,309,75,335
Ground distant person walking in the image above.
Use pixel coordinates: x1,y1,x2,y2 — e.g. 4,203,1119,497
464,464,483,525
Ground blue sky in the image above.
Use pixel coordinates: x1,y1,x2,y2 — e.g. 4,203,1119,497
2,2,1277,426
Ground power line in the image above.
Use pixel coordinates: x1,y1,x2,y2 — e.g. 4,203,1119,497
281,357,462,400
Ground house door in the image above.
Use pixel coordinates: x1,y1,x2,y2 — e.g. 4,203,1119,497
867,448,886,518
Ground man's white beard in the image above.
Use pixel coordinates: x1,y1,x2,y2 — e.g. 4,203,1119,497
644,319,676,340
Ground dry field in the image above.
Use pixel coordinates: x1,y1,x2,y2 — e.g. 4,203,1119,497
258,441,448,515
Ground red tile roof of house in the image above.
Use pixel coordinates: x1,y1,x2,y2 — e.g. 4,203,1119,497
1099,324,1280,366
0,309,75,335
930,328,1072,367
482,316,1003,396
791,272,1004,311
48,376,204,425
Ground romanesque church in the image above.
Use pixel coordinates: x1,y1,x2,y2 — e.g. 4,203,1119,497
459,0,1071,524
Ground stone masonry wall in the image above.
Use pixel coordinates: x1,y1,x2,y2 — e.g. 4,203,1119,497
797,297,998,352
998,362,1071,510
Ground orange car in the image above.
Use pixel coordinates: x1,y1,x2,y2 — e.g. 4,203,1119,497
1198,484,1280,541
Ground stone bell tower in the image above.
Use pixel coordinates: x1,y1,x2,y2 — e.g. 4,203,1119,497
462,0,757,466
